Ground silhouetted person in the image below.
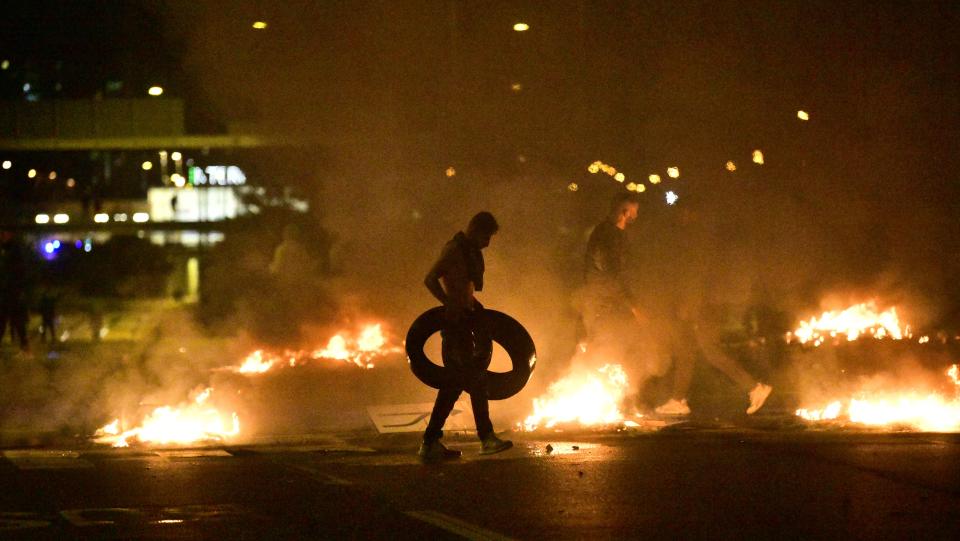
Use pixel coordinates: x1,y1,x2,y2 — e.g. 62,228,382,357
1,232,30,352
39,289,59,343
419,211,513,460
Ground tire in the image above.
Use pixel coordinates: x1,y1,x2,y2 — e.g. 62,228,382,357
405,307,537,400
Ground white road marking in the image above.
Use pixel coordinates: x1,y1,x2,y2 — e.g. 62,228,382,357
405,510,515,541
289,464,354,485
2,450,94,470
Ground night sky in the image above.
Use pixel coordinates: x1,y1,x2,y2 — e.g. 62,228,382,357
3,1,959,324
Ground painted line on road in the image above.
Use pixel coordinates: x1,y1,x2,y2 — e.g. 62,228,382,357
288,463,354,486
405,510,515,541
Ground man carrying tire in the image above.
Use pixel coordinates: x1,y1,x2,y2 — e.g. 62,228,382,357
419,211,513,461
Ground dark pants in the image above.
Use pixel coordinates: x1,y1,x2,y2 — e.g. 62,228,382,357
424,311,493,443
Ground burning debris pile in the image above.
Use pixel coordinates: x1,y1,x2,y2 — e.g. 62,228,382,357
235,323,401,374
787,301,911,347
95,387,239,448
94,322,402,447
796,365,960,432
520,364,639,431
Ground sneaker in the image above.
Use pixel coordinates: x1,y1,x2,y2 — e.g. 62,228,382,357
655,398,691,415
746,383,773,415
479,434,513,455
417,440,462,461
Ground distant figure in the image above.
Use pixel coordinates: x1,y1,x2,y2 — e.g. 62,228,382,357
581,193,645,362
1,232,30,352
39,289,60,343
419,211,513,460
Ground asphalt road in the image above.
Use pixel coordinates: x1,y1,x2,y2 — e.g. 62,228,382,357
1,427,959,540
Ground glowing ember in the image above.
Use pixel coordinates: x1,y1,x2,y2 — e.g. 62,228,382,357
788,301,910,346
95,387,240,447
522,364,630,431
796,365,960,432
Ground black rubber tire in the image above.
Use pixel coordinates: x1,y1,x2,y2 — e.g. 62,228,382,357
405,307,537,400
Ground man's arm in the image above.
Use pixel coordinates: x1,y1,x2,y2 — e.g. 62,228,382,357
424,262,448,305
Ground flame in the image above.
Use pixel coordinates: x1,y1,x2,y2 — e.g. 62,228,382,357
796,365,960,432
522,364,630,431
788,301,910,346
233,323,399,374
238,350,275,374
95,387,240,447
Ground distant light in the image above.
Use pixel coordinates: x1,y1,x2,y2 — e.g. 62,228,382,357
114,213,128,222
614,172,625,182
648,174,661,184
511,83,523,92
665,191,679,205
28,169,37,178
636,184,646,193
94,213,109,223
142,161,153,171
252,21,268,29
75,240,83,249
725,161,737,172
667,167,680,179
625,182,637,191
66,178,76,188
797,110,810,121
513,22,529,32
35,214,50,224
1,60,9,70
147,86,164,96
44,242,55,254
84,240,92,252
752,150,764,165
1,160,10,169
568,183,579,192
48,171,57,180
587,162,600,174
52,240,61,249
133,212,150,223
171,173,186,187
53,213,69,224
22,83,31,93
171,151,182,161
445,166,456,177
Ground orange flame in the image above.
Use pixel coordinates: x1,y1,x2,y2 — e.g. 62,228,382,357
95,387,240,447
522,364,633,431
796,364,960,432
788,301,910,346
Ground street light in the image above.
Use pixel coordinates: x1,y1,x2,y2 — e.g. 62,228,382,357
513,22,529,32
171,151,182,161
142,161,153,171
148,86,164,96
252,21,268,29
28,169,37,178
1,160,10,169
35,214,50,224
53,213,70,224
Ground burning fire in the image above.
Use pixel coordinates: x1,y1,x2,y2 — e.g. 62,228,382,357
788,301,910,346
522,364,637,431
235,323,400,374
95,387,240,447
796,365,960,432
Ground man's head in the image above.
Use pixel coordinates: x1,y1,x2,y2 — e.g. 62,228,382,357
466,211,499,248
608,193,640,229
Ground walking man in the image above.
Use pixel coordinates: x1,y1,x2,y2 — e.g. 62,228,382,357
419,211,513,460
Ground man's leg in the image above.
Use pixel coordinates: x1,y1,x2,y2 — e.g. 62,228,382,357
423,386,461,444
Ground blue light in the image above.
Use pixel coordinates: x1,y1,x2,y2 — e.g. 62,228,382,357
44,242,55,254
75,240,83,249
84,241,92,252
52,240,61,249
